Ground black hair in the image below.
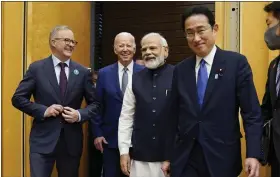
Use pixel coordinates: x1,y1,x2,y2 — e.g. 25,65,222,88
181,6,215,31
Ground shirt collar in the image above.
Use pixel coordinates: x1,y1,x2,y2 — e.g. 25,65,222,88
195,45,217,68
52,54,70,67
118,60,134,72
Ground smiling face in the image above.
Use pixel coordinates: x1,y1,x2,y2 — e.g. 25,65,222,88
184,14,218,57
141,35,168,69
114,33,136,66
50,29,76,61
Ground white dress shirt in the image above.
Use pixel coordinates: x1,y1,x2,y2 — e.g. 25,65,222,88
49,55,81,121
52,55,70,83
118,61,134,91
195,45,217,82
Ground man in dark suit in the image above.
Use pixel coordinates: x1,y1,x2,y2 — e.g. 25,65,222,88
90,32,144,177
164,6,263,177
262,2,280,177
12,25,100,177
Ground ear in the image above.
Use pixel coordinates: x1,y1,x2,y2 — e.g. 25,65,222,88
51,40,56,47
113,45,118,55
213,24,219,34
164,46,169,59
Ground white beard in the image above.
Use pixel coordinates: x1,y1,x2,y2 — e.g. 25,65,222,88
144,55,165,69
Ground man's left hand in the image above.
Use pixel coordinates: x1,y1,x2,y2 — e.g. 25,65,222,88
245,158,260,177
62,107,79,123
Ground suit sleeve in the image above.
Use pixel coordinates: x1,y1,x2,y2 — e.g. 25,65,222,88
164,66,179,160
89,70,104,138
78,69,100,123
11,63,48,121
237,56,263,159
261,61,274,122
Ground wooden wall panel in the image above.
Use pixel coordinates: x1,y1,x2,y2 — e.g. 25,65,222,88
99,1,215,66
24,2,91,177
240,2,270,177
2,2,24,177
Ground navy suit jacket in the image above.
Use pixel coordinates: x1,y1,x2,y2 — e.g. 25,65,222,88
91,62,144,148
12,56,100,156
167,47,263,177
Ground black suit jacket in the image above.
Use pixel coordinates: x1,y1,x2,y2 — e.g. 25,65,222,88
166,47,263,177
261,55,280,162
12,56,100,156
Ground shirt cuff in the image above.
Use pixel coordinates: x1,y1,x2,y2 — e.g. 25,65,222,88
119,147,130,156
77,110,81,122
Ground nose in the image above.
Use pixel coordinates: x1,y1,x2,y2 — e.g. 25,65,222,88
193,33,201,42
123,46,128,51
69,42,75,47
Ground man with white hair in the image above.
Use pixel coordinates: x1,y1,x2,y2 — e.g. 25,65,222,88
91,32,143,177
118,32,174,177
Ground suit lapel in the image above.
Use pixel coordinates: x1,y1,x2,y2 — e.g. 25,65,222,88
270,58,279,105
44,56,61,103
202,48,226,109
185,56,200,113
64,60,77,103
112,63,123,101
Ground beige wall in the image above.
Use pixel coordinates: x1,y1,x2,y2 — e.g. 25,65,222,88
2,2,91,177
2,2,25,177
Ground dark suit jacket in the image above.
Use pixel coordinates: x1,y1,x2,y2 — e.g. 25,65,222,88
12,56,100,157
167,47,263,177
261,55,280,162
90,62,144,148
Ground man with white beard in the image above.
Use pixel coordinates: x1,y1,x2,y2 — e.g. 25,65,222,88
118,33,174,177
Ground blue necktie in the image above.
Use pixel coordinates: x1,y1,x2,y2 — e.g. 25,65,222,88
197,59,208,108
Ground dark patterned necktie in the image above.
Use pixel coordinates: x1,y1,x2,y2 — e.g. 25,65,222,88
59,62,68,97
122,67,128,94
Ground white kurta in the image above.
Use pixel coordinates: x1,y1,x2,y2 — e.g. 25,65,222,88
118,82,166,177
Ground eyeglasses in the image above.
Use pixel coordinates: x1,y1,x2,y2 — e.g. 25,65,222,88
185,26,211,40
54,38,78,46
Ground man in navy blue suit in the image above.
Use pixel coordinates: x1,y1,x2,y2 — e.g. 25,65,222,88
12,25,100,177
163,6,263,177
91,32,144,177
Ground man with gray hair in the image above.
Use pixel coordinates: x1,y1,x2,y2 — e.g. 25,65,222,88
90,32,143,177
118,32,174,177
12,25,100,177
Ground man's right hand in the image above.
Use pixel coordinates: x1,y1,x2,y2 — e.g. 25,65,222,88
44,104,64,118
94,137,108,153
120,154,131,176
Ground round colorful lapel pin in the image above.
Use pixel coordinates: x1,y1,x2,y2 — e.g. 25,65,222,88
74,69,79,75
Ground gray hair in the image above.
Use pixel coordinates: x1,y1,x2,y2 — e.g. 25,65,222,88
114,32,136,48
49,25,72,45
141,33,168,47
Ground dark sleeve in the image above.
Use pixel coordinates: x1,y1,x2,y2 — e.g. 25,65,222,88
11,63,48,121
261,61,274,122
164,66,179,160
237,55,263,159
90,70,104,138
78,69,101,123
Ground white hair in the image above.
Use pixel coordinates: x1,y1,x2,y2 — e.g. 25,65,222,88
141,32,168,47
49,25,72,47
114,32,136,48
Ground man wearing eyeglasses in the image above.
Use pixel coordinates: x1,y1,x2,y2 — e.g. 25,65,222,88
12,25,100,177
163,6,263,177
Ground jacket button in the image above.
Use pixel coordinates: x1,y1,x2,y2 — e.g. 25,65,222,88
153,137,156,140
152,109,156,113
153,85,156,88
153,97,156,100
153,124,156,127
